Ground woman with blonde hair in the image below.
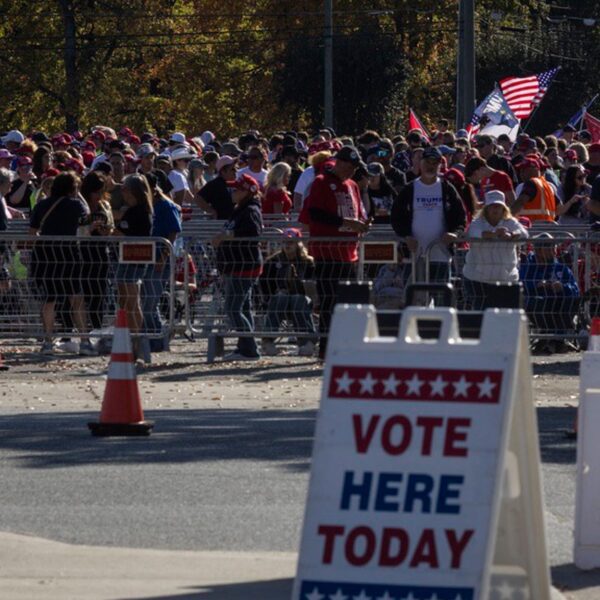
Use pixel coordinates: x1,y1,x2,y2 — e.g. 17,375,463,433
568,142,589,165
263,162,292,214
463,189,528,310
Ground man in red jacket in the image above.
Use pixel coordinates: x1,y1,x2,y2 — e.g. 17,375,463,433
303,145,370,358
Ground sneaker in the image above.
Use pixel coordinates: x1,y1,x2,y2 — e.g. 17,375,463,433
79,341,98,357
262,340,279,356
298,340,315,357
222,351,260,362
40,341,55,356
56,340,80,354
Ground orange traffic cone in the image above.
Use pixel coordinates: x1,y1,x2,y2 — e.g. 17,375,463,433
88,309,153,436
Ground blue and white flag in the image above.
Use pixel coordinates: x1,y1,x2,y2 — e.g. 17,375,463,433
468,88,520,141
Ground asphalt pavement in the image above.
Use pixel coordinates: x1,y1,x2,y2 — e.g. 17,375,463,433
0,340,596,599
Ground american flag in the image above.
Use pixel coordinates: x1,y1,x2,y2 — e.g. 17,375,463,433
499,68,560,119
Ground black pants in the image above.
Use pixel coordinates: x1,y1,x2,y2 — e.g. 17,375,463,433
315,261,357,354
82,272,109,330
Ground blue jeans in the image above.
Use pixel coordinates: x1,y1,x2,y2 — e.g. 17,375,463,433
264,293,316,340
223,276,259,357
142,264,169,336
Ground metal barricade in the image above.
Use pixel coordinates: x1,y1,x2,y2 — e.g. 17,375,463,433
423,233,590,349
0,234,175,343
182,234,372,361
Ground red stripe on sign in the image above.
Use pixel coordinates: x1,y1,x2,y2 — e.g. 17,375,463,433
111,353,135,362
328,366,502,404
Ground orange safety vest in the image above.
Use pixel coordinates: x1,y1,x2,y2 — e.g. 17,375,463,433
520,177,556,222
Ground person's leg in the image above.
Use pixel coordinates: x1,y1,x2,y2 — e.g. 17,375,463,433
288,294,316,335
463,278,485,311
316,261,356,357
141,265,169,335
264,293,288,334
41,300,56,341
118,282,143,333
429,261,450,284
237,278,259,356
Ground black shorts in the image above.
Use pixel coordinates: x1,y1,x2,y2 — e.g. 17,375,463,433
31,244,82,302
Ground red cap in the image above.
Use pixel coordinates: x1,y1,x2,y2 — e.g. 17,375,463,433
590,143,600,154
444,168,466,189
565,149,578,161
16,156,32,167
62,133,73,144
92,130,106,141
41,168,60,180
128,134,141,145
83,140,96,151
225,173,259,193
119,127,133,137
65,158,84,174
82,150,95,167
515,157,541,171
283,227,302,239
591,318,600,336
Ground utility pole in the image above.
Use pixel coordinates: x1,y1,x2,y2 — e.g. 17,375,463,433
324,0,334,128
456,0,475,128
58,0,80,132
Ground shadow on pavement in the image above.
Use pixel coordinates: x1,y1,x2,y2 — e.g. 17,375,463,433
537,406,577,465
552,563,600,593
122,578,294,600
533,359,580,377
152,363,322,383
0,408,316,470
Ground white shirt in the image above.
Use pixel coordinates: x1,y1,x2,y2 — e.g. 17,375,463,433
463,216,528,283
412,178,446,261
168,169,190,194
294,166,316,206
237,166,268,187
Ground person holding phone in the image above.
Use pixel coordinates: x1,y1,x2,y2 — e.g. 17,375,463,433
6,156,37,214
557,165,592,226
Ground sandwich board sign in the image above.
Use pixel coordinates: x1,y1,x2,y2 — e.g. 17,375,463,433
293,305,551,600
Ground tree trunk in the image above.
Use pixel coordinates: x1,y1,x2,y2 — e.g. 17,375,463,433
58,0,79,132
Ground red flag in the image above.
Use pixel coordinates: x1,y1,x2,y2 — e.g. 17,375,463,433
584,112,600,143
408,109,430,140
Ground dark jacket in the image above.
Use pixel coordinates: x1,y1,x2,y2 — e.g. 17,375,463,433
260,250,315,299
216,197,263,275
390,179,466,256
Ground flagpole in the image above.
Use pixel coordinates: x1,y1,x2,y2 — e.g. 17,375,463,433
522,104,542,134
579,94,599,132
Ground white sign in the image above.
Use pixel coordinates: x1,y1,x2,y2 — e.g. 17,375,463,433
293,306,551,600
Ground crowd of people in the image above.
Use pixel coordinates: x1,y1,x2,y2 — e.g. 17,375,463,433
0,119,598,360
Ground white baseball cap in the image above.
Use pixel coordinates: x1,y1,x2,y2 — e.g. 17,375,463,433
2,130,24,144
169,131,186,144
484,190,507,207
170,146,196,162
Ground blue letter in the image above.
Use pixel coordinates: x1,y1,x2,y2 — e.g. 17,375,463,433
404,473,434,513
340,471,373,511
374,472,404,512
436,475,464,514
